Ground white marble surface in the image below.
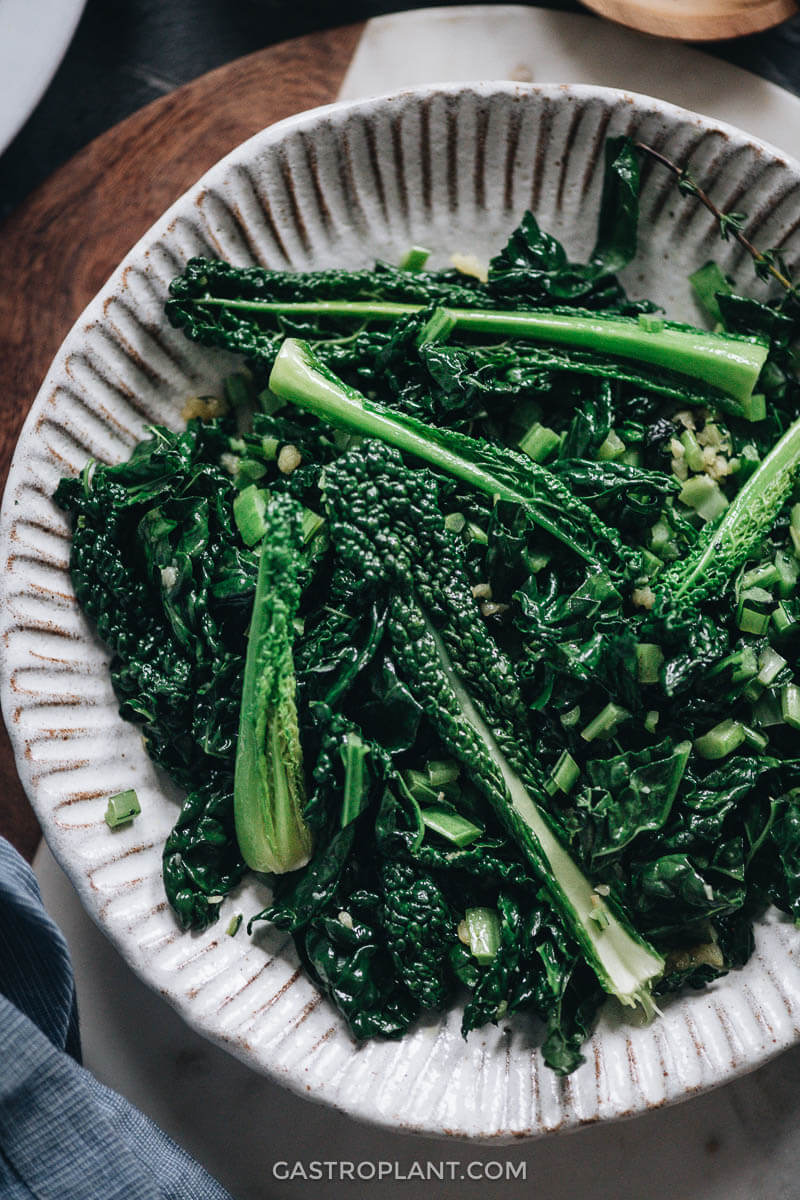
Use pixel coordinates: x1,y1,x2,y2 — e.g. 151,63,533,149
34,841,800,1199
340,6,800,161
26,9,800,1197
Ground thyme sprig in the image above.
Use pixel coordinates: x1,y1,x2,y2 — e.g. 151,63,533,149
635,141,797,300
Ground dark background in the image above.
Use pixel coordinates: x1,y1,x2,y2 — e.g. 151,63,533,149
2,0,800,225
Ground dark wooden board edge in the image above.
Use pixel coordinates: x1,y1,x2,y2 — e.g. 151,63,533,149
0,22,364,861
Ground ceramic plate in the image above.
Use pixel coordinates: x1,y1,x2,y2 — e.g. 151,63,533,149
4,83,800,1140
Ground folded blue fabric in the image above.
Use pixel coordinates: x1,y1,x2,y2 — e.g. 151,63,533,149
0,837,234,1200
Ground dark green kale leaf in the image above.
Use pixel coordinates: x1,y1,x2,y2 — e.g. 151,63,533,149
302,890,419,1040
162,780,246,930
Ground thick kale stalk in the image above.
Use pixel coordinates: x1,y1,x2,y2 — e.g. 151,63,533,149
269,338,638,579
201,298,765,411
657,412,800,607
234,494,313,873
413,610,664,1010
172,292,768,418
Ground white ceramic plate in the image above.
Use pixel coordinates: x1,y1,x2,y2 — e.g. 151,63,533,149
4,83,800,1140
0,0,86,155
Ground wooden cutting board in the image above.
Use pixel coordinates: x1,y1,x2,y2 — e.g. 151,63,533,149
0,24,364,860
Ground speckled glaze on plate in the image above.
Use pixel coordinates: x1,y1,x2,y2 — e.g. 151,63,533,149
4,84,800,1141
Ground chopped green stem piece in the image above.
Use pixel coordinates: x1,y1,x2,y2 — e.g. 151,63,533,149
416,307,457,346
773,602,799,635
705,645,758,684
226,913,243,937
464,907,502,964
644,710,660,733
678,474,728,522
544,750,580,797
214,299,768,410
466,521,489,546
757,646,787,687
426,760,460,789
597,430,626,461
774,551,799,599
738,604,772,637
104,789,141,828
781,684,800,730
742,725,769,752
421,808,483,848
399,245,431,271
581,702,631,742
680,429,705,473
694,718,746,760
742,563,779,591
444,512,466,533
636,642,665,685
403,769,438,804
340,732,371,828
560,705,581,729
518,422,561,463
233,485,268,546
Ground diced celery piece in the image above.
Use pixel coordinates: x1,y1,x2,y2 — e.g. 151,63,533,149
399,245,431,272
581,702,630,742
644,710,660,733
781,684,800,730
773,601,799,635
742,562,779,591
680,429,705,473
444,512,466,533
560,705,581,729
421,808,482,848
738,607,771,636
518,422,562,463
426,760,460,789
466,521,488,546
742,725,769,752
775,549,800,598
636,643,664,685
695,719,746,760
791,503,800,558
679,474,729,522
465,907,501,964
544,750,580,797
233,485,267,546
597,430,626,461
104,788,141,828
757,646,787,687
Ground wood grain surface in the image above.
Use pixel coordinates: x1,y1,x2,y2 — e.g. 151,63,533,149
580,0,799,40
0,22,363,861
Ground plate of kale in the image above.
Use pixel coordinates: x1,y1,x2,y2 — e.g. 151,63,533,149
4,83,800,1138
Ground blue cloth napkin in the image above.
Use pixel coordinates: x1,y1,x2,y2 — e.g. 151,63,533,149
0,837,234,1200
